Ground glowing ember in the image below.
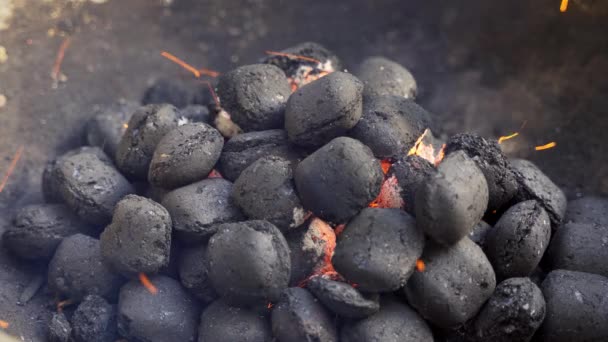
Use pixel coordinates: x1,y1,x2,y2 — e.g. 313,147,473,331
407,129,445,166
560,0,569,12
138,273,158,295
51,37,71,82
56,299,74,313
497,132,519,144
0,320,9,329
535,142,557,151
207,169,223,178
416,259,426,272
298,218,342,287
380,159,391,175
334,224,346,237
368,175,404,209
267,302,274,309
122,123,129,129
0,145,24,194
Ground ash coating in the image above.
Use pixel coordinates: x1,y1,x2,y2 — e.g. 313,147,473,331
115,104,179,180
349,95,433,159
100,195,172,276
261,41,342,80
333,208,424,292
177,244,218,304
564,196,608,226
117,275,200,342
217,64,292,131
48,234,124,301
416,150,489,245
47,312,71,342
271,287,337,342
471,277,546,342
355,56,418,100
295,137,383,223
206,220,291,306
198,300,271,342
161,178,244,243
71,295,117,342
284,218,333,286
445,133,518,211
148,122,224,189
404,237,496,328
233,156,305,231
340,297,433,342
85,101,138,161
388,154,436,215
307,276,380,319
285,72,363,147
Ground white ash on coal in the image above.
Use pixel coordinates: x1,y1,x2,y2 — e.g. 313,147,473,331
307,276,380,319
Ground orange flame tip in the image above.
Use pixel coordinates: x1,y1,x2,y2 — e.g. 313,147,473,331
138,273,159,295
498,132,519,144
0,145,24,193
560,0,568,12
264,50,321,64
535,142,557,151
0,320,9,329
380,159,391,175
416,259,426,272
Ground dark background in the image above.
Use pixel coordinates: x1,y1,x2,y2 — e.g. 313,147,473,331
0,0,607,340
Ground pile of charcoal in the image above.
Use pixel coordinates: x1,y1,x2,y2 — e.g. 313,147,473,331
3,42,608,342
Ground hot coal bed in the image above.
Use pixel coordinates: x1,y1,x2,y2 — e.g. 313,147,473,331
2,42,607,342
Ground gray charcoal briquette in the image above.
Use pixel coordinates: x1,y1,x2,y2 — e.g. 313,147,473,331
355,56,418,100
178,244,218,304
71,295,117,342
285,218,335,286
564,196,608,226
308,276,380,319
47,312,71,342
198,300,272,342
388,154,436,215
468,221,493,248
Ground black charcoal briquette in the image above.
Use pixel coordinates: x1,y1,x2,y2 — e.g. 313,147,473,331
355,56,418,99
71,295,117,342
178,244,218,304
198,300,272,342
85,102,138,160
468,221,493,248
388,154,436,215
48,312,71,342
308,276,380,319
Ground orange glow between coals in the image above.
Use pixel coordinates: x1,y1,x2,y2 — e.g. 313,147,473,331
138,273,159,295
416,259,426,272
560,0,568,12
407,129,445,166
0,320,9,329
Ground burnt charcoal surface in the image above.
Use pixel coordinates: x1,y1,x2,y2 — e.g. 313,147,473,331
308,276,380,319
468,221,493,248
115,104,179,180
117,275,200,342
285,72,363,147
148,123,224,189
485,200,551,279
285,218,333,286
564,196,608,226
217,64,291,131
540,270,608,342
547,222,608,278
85,102,138,160
445,133,518,211
295,137,383,223
71,295,117,342
48,234,124,301
340,297,433,342
356,56,418,100
271,287,337,342
389,155,436,214
416,150,489,245
233,156,305,231
511,159,567,228
333,208,424,292
207,220,291,306
261,41,342,79
404,237,496,328
180,105,211,124
198,300,272,342
3,204,84,260
100,195,172,276
178,244,218,304
161,178,244,243
471,277,546,342
47,312,71,342
349,95,432,159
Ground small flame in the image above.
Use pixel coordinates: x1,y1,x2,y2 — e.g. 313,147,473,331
207,169,223,178
368,175,404,209
416,259,426,272
535,142,556,151
380,159,391,175
498,132,519,144
560,0,568,12
0,320,9,329
407,129,445,166
0,145,24,194
138,273,158,295
267,302,274,309
297,218,341,287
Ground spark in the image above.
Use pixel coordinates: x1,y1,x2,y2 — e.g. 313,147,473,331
380,159,391,175
0,320,9,329
202,81,220,107
122,123,129,129
535,142,557,151
264,50,321,64
161,51,201,78
560,0,569,12
416,259,426,272
138,273,158,295
498,132,519,144
198,68,220,78
0,145,24,194
267,302,274,309
51,37,72,81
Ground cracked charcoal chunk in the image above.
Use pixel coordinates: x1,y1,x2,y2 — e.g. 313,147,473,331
564,196,608,226
471,277,546,342
217,64,291,131
445,133,519,211
178,244,218,304
416,150,489,245
162,178,244,243
48,234,124,301
232,156,305,232
271,287,337,342
115,104,179,180
404,237,496,328
198,300,272,342
48,312,71,342
511,159,567,228
333,208,424,292
388,154,436,215
349,95,433,159
207,220,291,307
285,72,363,147
179,105,211,123
261,42,342,79
148,123,224,189
540,270,608,342
100,195,172,276
294,137,383,223
307,276,380,319
71,295,117,342
340,297,433,342
356,56,418,100
118,275,200,342
85,102,138,161
3,204,85,260
285,218,334,286
485,200,551,279
468,221,493,248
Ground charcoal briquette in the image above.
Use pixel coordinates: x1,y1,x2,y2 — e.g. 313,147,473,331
294,137,383,223
285,218,335,286
161,178,244,243
198,300,272,342
333,208,424,292
271,287,337,342
468,221,493,248
217,64,291,131
355,56,418,100
85,102,138,160
404,237,496,328
261,42,342,80
307,276,380,319
100,195,172,276
206,220,291,306
47,312,71,342
148,123,224,189
233,156,305,231
564,196,608,226
178,244,218,304
115,104,179,180
179,105,211,124
285,72,363,147
388,154,436,215
117,275,200,342
71,295,117,342
48,234,124,301
416,150,489,245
